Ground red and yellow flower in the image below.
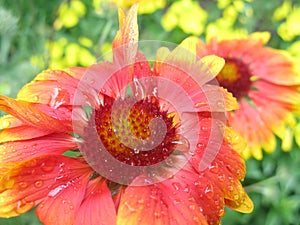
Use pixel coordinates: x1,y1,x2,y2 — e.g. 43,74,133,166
196,34,300,159
0,5,253,225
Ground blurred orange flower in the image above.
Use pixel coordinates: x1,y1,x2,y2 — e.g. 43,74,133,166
0,5,253,225
197,34,300,159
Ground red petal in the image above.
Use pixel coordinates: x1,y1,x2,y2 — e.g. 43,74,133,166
0,133,77,163
0,95,70,132
117,176,207,225
74,178,116,225
17,69,83,106
0,125,52,143
0,155,92,218
36,172,91,225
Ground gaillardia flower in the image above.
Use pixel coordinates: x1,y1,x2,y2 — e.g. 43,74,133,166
197,34,300,159
0,5,253,225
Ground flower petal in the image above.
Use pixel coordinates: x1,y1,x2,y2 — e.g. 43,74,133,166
228,99,277,159
0,125,52,143
0,155,92,218
112,4,138,73
200,55,225,76
117,177,207,225
17,69,82,106
36,172,91,225
0,95,70,132
0,133,77,163
74,178,116,225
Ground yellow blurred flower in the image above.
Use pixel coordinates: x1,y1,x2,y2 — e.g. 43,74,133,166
161,0,207,35
54,0,86,30
205,1,253,41
46,38,96,69
275,3,300,41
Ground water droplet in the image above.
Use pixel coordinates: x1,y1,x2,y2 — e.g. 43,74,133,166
194,102,207,108
18,182,28,189
154,212,161,218
227,185,234,191
218,173,225,181
133,148,140,154
172,135,190,153
34,180,43,188
33,95,39,102
124,201,136,212
208,162,219,174
201,125,209,131
234,194,239,200
204,184,214,199
137,199,144,204
15,200,35,214
173,198,181,204
183,185,190,193
189,204,196,210
218,208,225,217
193,216,200,223
40,162,55,172
1,120,10,129
165,157,174,166
196,143,204,148
216,100,224,108
172,182,181,191
194,181,200,186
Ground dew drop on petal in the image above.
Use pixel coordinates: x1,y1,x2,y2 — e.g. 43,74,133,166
234,194,239,200
204,184,214,199
196,143,204,148
15,200,35,215
218,173,225,182
218,208,225,217
34,180,43,188
227,185,234,192
194,102,207,108
189,204,196,210
18,181,28,189
172,182,181,191
201,125,209,131
154,212,161,218
40,162,55,172
33,95,39,102
1,120,10,129
208,162,219,174
137,199,144,204
124,201,136,212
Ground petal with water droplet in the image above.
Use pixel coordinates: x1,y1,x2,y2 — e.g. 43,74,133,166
0,155,92,218
0,95,71,132
0,133,76,163
74,178,116,225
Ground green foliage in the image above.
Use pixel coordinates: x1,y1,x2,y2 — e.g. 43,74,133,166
0,0,300,224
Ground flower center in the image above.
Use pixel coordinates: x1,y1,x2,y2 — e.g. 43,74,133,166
93,95,178,166
216,57,252,99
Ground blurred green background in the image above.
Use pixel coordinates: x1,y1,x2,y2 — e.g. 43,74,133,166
0,0,300,224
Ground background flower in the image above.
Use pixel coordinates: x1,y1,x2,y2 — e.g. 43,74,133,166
1,0,300,225
196,33,300,160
